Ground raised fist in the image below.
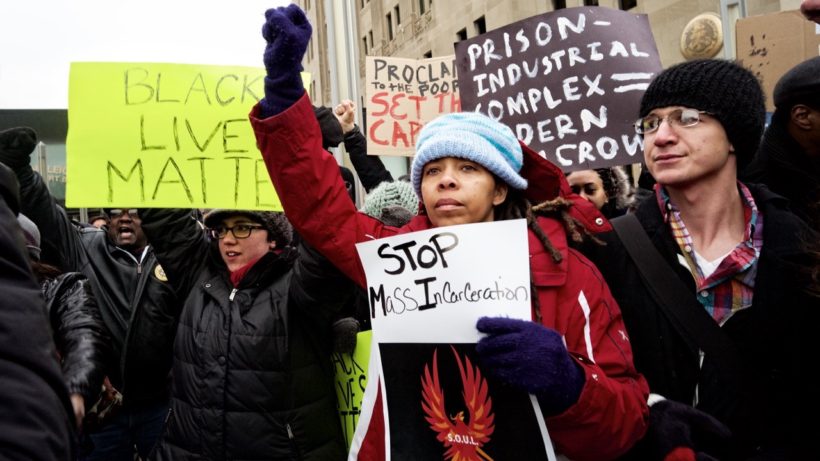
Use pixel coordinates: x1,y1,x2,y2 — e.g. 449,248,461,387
334,100,356,134
0,127,38,171
259,4,313,117
262,4,312,74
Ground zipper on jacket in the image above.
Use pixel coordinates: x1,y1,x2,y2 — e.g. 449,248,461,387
229,288,238,301
286,423,303,460
137,262,142,274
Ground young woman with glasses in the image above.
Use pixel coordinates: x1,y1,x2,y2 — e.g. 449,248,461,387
138,207,353,460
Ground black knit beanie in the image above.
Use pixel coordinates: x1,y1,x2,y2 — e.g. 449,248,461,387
773,56,820,111
204,210,293,246
639,59,765,170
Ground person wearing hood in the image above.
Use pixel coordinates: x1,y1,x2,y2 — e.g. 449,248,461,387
139,207,351,460
742,56,820,230
248,5,651,460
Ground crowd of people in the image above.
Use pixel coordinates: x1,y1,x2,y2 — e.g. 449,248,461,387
1,1,818,460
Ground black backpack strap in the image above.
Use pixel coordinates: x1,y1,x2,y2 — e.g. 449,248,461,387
611,214,739,377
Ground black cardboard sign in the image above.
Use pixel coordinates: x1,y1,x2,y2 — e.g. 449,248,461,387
455,7,662,172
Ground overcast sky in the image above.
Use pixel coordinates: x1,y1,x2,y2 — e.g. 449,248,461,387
0,0,291,109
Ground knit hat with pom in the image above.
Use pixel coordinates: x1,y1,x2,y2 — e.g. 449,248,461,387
362,180,419,219
639,59,765,170
411,112,527,198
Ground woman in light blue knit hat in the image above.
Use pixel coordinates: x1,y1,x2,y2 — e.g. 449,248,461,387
253,6,649,459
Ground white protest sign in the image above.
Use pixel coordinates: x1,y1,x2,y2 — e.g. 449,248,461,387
355,219,531,343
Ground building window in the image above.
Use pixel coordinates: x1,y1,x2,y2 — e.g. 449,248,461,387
369,30,374,49
619,0,637,9
553,0,566,9
474,16,486,35
387,12,394,40
583,0,598,5
419,0,426,14
363,36,368,55
423,50,432,58
395,5,401,25
456,28,467,41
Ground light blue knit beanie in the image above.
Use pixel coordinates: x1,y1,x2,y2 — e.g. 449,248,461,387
362,180,419,218
411,112,527,198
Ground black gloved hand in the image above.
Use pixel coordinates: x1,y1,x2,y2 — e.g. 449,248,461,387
314,106,344,149
259,4,312,118
0,127,37,171
332,317,360,355
648,399,731,461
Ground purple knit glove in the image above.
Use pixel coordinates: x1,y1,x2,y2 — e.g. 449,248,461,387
476,317,585,415
260,4,312,118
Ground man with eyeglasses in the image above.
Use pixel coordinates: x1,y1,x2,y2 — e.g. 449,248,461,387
0,127,180,460
138,207,351,460
584,59,817,460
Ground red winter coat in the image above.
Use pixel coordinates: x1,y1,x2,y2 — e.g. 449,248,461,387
250,94,649,461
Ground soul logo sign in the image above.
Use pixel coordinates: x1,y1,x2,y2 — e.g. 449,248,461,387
421,346,495,461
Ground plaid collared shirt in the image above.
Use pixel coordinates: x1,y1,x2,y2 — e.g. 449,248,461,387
655,182,764,325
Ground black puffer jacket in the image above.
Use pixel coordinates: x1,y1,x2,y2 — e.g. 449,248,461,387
14,167,180,407
40,271,111,407
142,209,350,461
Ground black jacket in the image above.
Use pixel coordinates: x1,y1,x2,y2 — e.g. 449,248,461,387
41,271,111,407
743,119,820,229
344,125,393,192
0,163,74,459
586,184,819,460
14,167,180,407
142,209,350,461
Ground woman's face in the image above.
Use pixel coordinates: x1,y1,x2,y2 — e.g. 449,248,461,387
420,157,508,228
566,170,608,210
216,215,273,272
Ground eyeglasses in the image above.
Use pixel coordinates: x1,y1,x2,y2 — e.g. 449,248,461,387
208,224,265,240
634,109,712,135
106,209,139,218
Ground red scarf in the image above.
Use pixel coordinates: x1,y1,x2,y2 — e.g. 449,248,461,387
229,255,264,287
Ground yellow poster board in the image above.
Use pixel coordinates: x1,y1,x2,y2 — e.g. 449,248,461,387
332,330,371,449
66,62,310,209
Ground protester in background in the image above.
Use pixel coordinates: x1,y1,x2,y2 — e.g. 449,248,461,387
0,126,180,461
251,6,650,460
140,207,351,460
587,59,818,460
18,213,112,431
801,0,820,22
316,99,394,193
743,56,820,230
0,163,75,459
88,213,109,229
566,166,635,218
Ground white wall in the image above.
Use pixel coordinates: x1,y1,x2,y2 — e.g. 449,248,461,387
0,0,290,109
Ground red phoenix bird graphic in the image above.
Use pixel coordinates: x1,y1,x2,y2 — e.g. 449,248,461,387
421,346,495,461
